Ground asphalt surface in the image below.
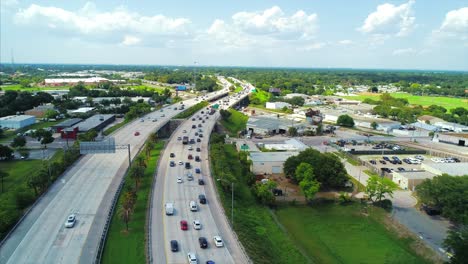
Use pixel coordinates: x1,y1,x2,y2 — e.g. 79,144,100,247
0,89,229,264
150,77,252,264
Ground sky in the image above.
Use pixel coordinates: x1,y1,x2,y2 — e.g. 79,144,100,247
1,0,467,70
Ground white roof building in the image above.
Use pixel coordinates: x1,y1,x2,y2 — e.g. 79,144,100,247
249,152,298,175
421,162,468,176
266,102,292,110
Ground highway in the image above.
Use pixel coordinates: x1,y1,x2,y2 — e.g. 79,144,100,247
150,76,252,263
0,88,229,264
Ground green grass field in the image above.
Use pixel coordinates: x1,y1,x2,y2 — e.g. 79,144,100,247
220,109,248,137
101,141,164,264
211,143,308,264
342,93,467,111
0,84,72,91
275,203,431,264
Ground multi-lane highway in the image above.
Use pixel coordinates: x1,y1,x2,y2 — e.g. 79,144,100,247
150,77,252,263
0,88,229,264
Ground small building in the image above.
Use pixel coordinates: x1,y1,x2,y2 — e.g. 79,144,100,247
61,127,79,139
247,116,307,135
266,102,291,110
421,162,468,176
0,115,36,129
51,118,83,133
249,152,298,175
24,104,56,118
434,121,468,133
392,170,437,191
268,88,281,95
261,138,309,151
72,114,115,133
436,133,468,147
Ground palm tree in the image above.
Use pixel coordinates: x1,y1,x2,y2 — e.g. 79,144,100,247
135,155,147,169
144,141,155,160
118,204,133,231
130,165,145,190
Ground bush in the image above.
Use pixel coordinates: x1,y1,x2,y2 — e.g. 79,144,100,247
15,188,35,209
373,199,393,211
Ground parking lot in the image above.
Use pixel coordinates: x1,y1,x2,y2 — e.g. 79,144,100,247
359,154,426,175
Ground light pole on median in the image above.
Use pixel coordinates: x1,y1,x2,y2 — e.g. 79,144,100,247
216,178,234,228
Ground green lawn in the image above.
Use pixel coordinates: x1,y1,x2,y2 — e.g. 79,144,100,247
211,143,308,264
342,93,467,111
127,85,167,93
173,101,209,119
252,89,271,103
101,141,164,264
220,109,248,137
275,204,431,264
0,84,71,91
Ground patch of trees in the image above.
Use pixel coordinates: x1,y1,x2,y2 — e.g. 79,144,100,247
67,82,165,98
0,91,54,117
365,175,398,210
284,148,348,189
195,76,220,92
337,114,355,127
416,174,468,224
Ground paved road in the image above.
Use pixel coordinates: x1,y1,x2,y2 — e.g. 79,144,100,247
150,77,252,264
0,89,229,264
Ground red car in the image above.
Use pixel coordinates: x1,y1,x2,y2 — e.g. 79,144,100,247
134,131,140,136
188,154,193,160
180,220,188,230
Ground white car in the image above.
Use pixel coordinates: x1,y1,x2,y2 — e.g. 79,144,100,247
213,235,223,247
178,160,183,165
193,220,201,230
65,214,76,228
188,146,193,151
187,252,197,264
177,177,183,183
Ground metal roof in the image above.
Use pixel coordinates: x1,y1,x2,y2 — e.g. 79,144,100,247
72,114,114,132
247,116,304,131
423,162,468,176
393,170,437,180
0,115,35,121
249,152,297,162
52,118,83,128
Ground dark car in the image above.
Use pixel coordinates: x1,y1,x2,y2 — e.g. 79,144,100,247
397,167,405,171
198,237,208,249
195,168,201,174
206,261,215,264
170,153,175,158
192,125,196,129
383,156,390,161
192,118,196,121
185,162,191,169
198,179,205,185
198,194,206,204
198,124,202,127
420,204,441,215
170,240,179,252
190,139,195,144
195,156,200,162
197,138,201,142
170,161,176,167
202,120,205,123
188,154,193,160
379,160,386,164
196,147,201,152
369,160,377,165
199,117,202,120
199,134,203,138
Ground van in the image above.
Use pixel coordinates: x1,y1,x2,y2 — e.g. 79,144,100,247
165,203,174,215
190,201,198,211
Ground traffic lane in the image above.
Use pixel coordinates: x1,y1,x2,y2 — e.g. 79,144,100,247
392,207,450,260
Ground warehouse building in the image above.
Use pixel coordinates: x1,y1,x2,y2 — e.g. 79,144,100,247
435,133,467,147
73,114,115,133
0,115,36,129
249,152,298,175
51,118,83,133
391,170,437,191
421,162,468,176
247,116,307,136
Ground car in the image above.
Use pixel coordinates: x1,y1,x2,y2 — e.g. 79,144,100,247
397,167,405,171
187,252,197,264
199,237,208,249
160,109,164,112
192,118,196,121
414,155,424,160
188,146,193,150
170,161,176,167
198,179,205,185
161,114,165,117
190,139,195,144
196,138,201,142
180,220,188,230
170,240,179,252
192,125,196,129
383,156,390,161
420,204,441,215
199,134,203,138
202,120,205,123
198,194,206,204
177,136,182,140
198,124,202,127
177,177,183,183
213,236,223,247
195,132,199,136
170,153,175,158
188,154,193,160
369,160,376,165
187,172,194,181
379,160,386,164
183,130,187,133
195,156,200,162
198,128,203,132
140,119,144,122
206,261,215,264
193,220,201,230
174,107,177,110
65,214,76,228
196,147,201,152
178,160,183,165
134,131,140,136
185,162,191,169
152,118,157,122
199,117,202,120
195,168,201,174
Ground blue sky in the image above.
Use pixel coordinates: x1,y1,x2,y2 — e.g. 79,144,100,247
1,0,467,70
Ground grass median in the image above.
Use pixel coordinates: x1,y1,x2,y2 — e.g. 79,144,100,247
101,141,164,264
173,101,209,119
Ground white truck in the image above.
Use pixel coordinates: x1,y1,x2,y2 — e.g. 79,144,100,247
165,203,174,215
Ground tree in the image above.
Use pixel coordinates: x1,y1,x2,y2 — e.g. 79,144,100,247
288,127,298,137
371,121,378,130
0,128,4,138
337,114,354,127
119,203,133,231
220,109,232,121
295,163,320,201
45,109,59,119
0,170,8,193
0,144,14,159
295,163,314,183
130,165,145,190
444,226,468,263
365,175,398,203
34,129,54,149
10,136,26,149
254,180,277,205
144,141,155,160
288,96,305,106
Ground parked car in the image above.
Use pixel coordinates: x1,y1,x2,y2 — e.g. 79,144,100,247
134,131,140,136
379,160,386,164
170,240,179,252
188,154,193,160
197,138,201,142
420,204,441,216
195,168,201,174
397,167,405,171
196,147,201,152
369,160,377,165
65,214,76,228
195,156,200,162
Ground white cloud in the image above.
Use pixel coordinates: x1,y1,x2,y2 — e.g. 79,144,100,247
14,3,192,45
121,35,141,46
338,40,353,45
392,48,415,55
358,0,415,37
432,7,468,43
300,42,326,51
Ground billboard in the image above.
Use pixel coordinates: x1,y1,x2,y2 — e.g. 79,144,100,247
80,137,116,154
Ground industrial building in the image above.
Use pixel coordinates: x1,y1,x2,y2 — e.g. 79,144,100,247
391,170,437,191
436,133,467,147
73,114,115,133
434,121,468,133
51,118,83,133
247,116,307,135
266,102,291,110
421,162,468,176
24,105,56,118
260,138,309,151
0,115,36,129
249,152,297,175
